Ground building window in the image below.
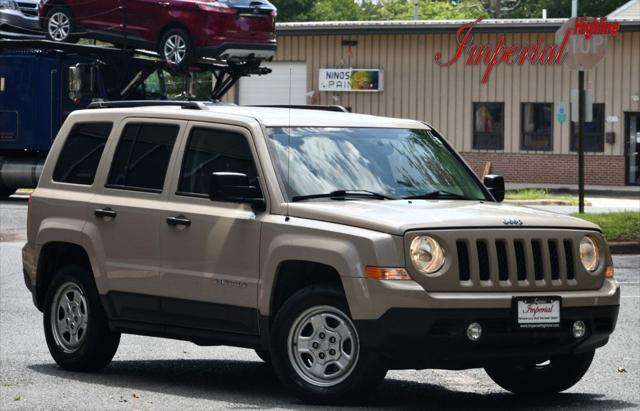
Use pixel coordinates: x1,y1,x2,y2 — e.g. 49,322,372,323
53,122,112,185
107,123,179,192
473,103,504,150
571,103,605,152
521,103,553,151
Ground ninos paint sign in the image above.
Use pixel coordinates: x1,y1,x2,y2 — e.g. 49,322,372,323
319,69,383,92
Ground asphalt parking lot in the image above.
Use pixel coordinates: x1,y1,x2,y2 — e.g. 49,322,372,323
1,198,639,410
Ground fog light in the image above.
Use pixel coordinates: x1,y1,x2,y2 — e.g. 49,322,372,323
572,320,587,339
467,322,483,341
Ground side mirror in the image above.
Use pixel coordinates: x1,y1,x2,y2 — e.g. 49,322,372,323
209,172,266,211
484,174,505,203
68,64,96,101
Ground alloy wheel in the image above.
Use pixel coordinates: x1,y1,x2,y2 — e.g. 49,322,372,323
48,12,70,41
163,34,187,65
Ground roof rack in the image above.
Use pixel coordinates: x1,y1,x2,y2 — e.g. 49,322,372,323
251,105,351,113
88,100,206,110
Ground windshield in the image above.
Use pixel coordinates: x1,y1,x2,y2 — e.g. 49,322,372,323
266,127,489,201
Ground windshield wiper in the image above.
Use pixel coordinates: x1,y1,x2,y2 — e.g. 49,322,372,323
292,190,397,202
402,190,470,200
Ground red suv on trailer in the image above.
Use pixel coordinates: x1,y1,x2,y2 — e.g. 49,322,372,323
39,0,277,66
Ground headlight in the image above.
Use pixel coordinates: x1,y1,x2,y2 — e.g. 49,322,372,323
410,236,445,274
579,235,600,272
0,0,18,10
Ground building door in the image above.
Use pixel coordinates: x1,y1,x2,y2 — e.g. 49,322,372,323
625,112,640,186
238,62,307,105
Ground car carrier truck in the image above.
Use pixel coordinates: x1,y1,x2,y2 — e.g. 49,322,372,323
0,40,269,197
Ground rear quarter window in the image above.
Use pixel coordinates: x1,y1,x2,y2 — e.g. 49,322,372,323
53,122,113,185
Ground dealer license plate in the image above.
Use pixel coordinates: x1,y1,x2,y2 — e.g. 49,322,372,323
515,297,561,329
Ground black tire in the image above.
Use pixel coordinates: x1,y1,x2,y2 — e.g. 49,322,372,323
485,350,595,394
270,285,387,404
255,349,271,365
43,265,120,371
159,28,193,67
44,7,78,43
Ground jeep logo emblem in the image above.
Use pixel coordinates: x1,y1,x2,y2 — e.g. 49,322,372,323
503,218,523,226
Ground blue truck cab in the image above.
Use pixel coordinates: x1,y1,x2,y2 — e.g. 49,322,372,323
0,48,108,196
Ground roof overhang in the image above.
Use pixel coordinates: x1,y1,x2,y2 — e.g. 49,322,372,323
276,18,640,36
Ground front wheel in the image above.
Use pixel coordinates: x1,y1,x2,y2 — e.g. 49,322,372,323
270,285,387,404
485,350,595,394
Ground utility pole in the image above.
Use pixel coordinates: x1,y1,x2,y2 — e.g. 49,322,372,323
572,0,586,213
413,0,419,20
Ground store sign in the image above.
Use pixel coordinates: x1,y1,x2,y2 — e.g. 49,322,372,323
435,18,619,84
319,69,383,92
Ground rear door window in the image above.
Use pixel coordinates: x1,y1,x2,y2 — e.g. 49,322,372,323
106,123,179,192
53,122,113,185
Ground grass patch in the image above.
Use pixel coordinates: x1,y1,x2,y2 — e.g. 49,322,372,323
572,212,640,242
505,189,579,204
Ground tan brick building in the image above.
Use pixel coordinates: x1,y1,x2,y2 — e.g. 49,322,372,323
233,18,640,187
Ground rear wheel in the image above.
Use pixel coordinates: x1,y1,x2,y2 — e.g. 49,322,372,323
270,285,387,404
45,7,77,43
159,28,193,67
485,350,595,394
43,265,120,371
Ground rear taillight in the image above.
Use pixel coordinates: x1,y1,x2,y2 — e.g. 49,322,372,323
195,1,236,13
28,192,32,207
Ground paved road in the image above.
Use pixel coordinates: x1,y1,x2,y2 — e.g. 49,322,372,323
1,200,639,410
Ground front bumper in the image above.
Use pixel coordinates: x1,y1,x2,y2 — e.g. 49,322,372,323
0,10,41,32
355,304,619,370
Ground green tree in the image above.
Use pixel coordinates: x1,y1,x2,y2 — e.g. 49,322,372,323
310,0,366,21
454,0,629,18
373,0,486,20
270,0,315,22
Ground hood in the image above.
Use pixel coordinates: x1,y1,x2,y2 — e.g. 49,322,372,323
287,200,601,236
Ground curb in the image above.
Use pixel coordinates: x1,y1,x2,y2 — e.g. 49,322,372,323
609,242,640,255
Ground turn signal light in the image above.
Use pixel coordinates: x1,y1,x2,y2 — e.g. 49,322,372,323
606,266,614,278
366,267,411,280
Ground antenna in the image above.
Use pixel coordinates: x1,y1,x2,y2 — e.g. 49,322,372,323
285,68,292,222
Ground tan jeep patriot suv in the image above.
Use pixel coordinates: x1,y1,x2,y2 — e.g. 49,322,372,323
22,101,620,403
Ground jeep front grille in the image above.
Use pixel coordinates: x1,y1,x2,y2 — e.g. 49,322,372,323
406,229,604,292
456,238,576,287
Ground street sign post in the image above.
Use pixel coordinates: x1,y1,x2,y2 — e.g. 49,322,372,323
555,17,608,213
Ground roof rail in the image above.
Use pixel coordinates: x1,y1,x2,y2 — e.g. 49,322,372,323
88,100,206,110
250,105,351,113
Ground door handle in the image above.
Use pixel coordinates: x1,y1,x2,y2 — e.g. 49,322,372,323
94,207,117,219
167,215,191,227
